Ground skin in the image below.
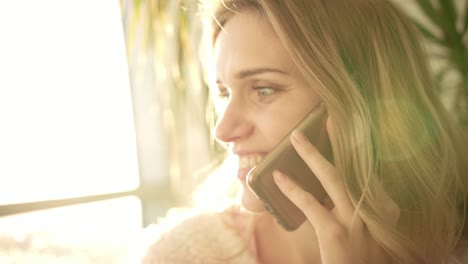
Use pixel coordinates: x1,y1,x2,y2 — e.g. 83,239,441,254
214,10,396,264
214,10,321,212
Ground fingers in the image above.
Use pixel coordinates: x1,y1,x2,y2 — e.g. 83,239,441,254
374,182,401,226
275,121,397,263
273,170,352,263
326,117,400,226
273,170,335,229
290,130,354,216
326,115,336,149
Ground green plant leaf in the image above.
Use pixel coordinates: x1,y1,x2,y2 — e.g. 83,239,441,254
410,0,468,127
463,0,468,36
434,65,451,92
415,0,441,27
438,0,459,35
413,20,445,45
438,0,458,26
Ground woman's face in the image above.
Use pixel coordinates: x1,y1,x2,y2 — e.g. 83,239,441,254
214,11,322,212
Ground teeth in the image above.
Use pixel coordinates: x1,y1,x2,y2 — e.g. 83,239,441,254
239,155,264,169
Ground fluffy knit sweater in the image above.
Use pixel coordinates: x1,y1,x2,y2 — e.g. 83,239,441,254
134,206,259,264
132,206,468,264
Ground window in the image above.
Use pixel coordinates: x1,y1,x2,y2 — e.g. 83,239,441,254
0,0,139,203
0,1,162,260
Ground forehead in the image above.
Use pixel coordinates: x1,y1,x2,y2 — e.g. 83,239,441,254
214,11,296,81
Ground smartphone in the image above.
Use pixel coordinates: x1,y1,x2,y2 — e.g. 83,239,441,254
246,102,333,231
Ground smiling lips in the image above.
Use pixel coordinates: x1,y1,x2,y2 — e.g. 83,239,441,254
237,154,264,180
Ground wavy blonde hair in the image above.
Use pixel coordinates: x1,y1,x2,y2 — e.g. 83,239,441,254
201,0,468,263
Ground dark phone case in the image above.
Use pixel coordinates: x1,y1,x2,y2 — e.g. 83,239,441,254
246,103,333,231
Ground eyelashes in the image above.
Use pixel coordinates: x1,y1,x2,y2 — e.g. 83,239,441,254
216,85,282,102
253,86,278,97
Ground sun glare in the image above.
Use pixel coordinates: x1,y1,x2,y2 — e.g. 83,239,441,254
0,0,139,204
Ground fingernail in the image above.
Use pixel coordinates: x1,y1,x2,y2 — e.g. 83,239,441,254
273,170,287,184
292,130,308,144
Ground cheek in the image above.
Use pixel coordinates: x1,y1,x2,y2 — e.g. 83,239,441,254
253,87,322,145
259,109,311,145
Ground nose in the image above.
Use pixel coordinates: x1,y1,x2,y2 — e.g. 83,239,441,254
214,98,254,144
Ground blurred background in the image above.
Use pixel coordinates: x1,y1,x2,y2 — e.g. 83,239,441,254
0,0,466,262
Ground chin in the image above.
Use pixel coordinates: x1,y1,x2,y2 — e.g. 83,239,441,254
240,181,266,212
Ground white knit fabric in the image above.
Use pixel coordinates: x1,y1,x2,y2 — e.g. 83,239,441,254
133,207,258,264
128,207,468,264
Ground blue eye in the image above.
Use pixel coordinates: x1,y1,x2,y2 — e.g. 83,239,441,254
255,86,276,97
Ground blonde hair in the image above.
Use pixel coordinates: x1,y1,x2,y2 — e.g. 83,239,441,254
203,0,468,263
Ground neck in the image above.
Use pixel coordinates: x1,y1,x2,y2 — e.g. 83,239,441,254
254,213,321,264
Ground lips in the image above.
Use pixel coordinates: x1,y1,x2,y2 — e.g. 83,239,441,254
239,155,264,169
237,154,264,180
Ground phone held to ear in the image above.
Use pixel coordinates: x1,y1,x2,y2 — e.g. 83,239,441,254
246,102,333,231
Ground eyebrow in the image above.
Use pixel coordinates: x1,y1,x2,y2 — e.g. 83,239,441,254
216,67,289,85
235,68,288,79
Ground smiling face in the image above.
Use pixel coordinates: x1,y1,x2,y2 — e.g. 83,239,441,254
213,10,322,212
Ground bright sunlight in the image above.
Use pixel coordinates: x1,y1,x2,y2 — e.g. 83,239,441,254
0,1,142,262
0,0,139,205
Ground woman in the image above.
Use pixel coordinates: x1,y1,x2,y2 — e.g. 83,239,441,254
139,0,468,263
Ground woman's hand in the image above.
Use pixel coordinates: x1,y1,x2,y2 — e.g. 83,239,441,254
273,118,398,264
